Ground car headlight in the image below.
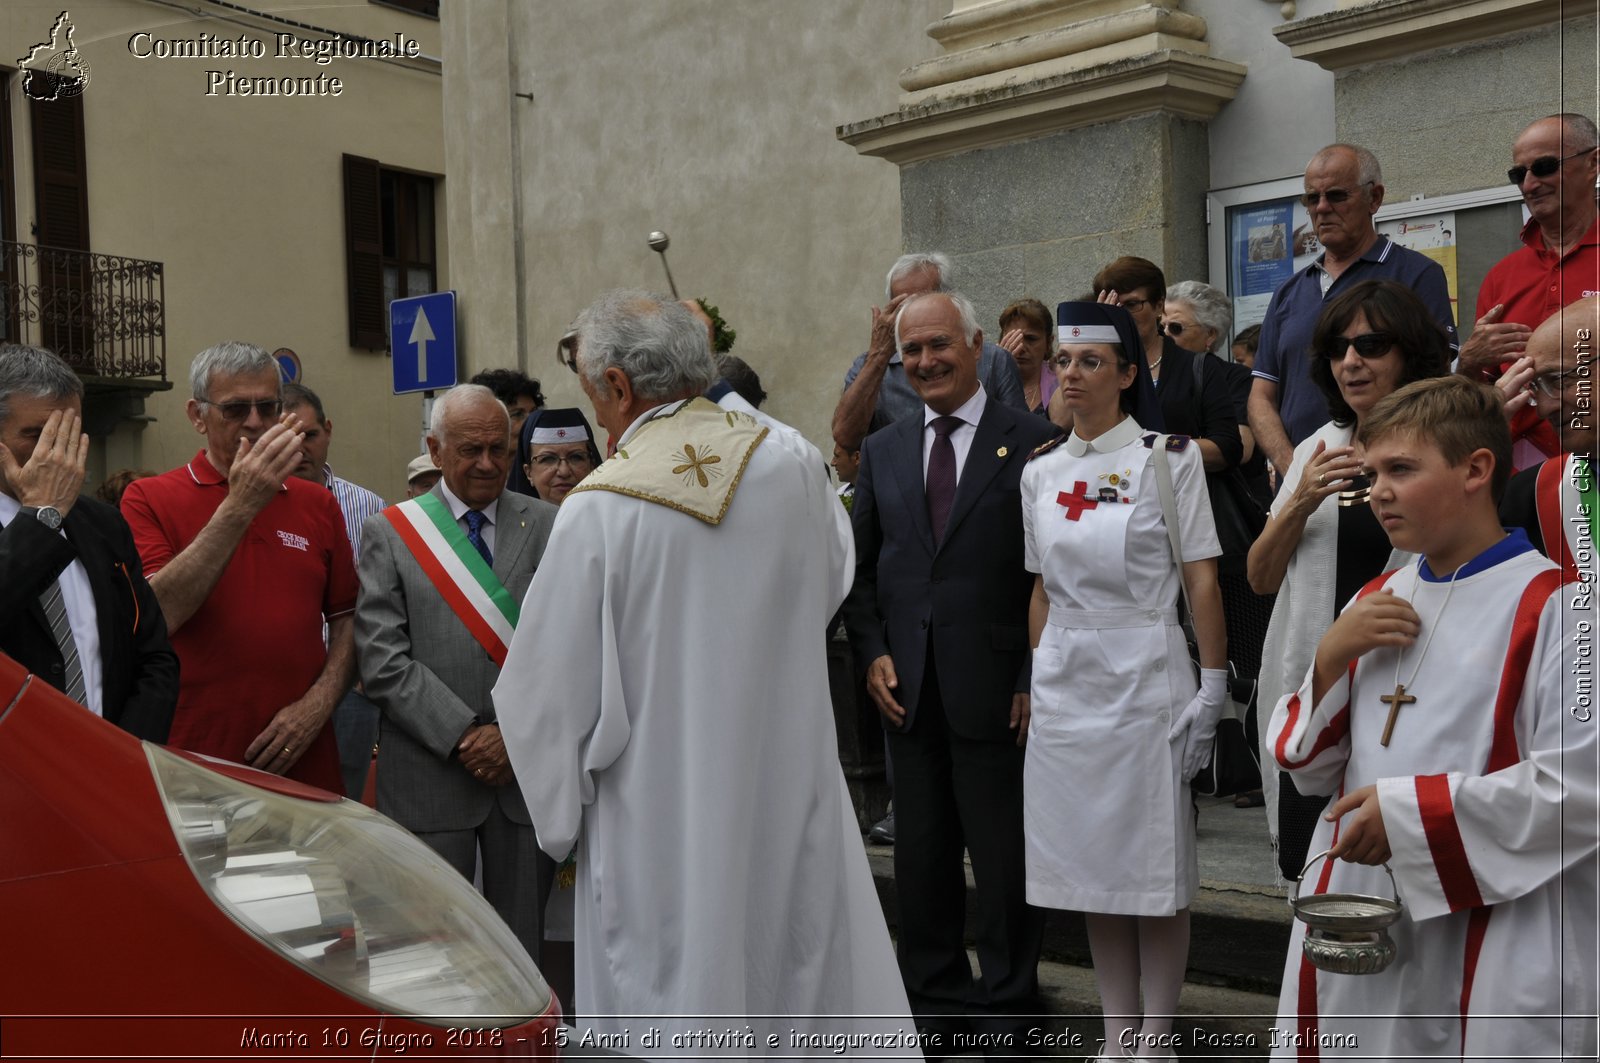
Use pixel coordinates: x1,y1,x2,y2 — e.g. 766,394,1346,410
147,744,552,1026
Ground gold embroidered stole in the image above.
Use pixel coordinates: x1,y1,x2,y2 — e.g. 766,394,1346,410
568,398,767,525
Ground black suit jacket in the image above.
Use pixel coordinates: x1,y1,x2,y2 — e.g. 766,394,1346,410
0,496,178,741
844,397,1060,741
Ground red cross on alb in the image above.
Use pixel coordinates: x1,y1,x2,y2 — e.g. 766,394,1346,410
1057,482,1098,521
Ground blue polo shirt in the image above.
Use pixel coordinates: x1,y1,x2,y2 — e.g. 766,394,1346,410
1252,235,1458,446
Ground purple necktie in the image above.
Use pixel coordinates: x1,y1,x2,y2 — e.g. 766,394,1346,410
926,415,961,544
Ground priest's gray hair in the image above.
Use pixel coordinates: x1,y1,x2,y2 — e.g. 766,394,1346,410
430,383,507,441
894,291,982,353
190,341,277,403
885,252,953,299
575,290,717,402
0,343,82,428
1165,281,1233,353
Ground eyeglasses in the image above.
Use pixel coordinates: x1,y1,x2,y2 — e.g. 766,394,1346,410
1162,321,1188,338
1508,148,1595,186
1301,183,1373,208
557,328,579,374
1532,356,1600,398
530,452,594,471
1117,297,1151,313
1326,332,1395,359
205,398,282,422
1049,354,1119,374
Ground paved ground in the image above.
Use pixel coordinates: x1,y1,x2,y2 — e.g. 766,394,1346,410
1192,793,1280,891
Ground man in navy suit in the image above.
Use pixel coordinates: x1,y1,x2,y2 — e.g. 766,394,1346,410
843,291,1053,1048
0,344,176,741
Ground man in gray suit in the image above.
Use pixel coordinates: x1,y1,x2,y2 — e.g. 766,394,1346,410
356,384,558,961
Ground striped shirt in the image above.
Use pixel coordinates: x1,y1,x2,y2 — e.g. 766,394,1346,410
325,465,386,561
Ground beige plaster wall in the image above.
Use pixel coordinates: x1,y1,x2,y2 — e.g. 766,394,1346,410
0,0,445,502
445,0,949,456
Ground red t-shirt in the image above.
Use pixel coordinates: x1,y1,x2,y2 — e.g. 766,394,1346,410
1478,215,1600,468
121,451,357,793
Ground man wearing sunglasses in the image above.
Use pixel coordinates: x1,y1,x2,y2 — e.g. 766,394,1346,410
122,342,357,795
1465,114,1600,471
1249,144,1458,481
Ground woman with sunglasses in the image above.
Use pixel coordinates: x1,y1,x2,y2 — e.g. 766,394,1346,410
1022,302,1226,1062
1247,279,1449,879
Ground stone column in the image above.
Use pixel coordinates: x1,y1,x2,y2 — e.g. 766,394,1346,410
838,0,1246,316
440,0,526,376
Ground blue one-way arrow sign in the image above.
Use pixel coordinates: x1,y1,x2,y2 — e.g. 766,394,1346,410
391,291,458,394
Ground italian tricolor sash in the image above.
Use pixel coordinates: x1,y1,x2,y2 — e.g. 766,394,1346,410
381,494,520,666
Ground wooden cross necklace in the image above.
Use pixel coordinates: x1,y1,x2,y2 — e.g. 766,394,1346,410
1380,564,1464,746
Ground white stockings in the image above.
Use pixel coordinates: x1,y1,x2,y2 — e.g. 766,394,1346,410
1084,910,1191,1059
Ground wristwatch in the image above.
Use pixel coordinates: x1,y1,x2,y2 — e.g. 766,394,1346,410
23,506,64,530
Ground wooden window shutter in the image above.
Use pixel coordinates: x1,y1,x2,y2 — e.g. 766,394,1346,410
29,88,89,252
29,89,90,364
343,153,385,350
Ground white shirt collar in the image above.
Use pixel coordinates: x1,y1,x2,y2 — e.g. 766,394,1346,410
617,399,691,449
923,385,987,430
1065,414,1143,456
0,490,20,525
438,480,496,525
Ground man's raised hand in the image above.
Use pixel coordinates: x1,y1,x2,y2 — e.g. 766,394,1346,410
0,408,87,516
226,415,304,514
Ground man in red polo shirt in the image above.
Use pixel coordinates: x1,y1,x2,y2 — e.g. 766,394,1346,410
121,342,356,793
1461,113,1600,470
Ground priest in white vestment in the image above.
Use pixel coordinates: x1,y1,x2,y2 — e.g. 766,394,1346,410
494,290,917,1059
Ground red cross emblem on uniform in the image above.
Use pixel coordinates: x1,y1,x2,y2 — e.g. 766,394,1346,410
1057,482,1098,521
557,429,568,438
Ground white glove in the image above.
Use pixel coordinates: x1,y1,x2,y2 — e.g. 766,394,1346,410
1169,667,1229,781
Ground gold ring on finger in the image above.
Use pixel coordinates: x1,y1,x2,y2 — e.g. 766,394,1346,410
282,746,293,755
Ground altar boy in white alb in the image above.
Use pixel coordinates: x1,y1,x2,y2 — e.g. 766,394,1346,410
1268,376,1596,1060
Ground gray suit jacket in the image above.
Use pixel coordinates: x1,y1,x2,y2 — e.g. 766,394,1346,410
356,487,557,831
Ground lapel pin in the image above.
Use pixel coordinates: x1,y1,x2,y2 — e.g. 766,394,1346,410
996,446,1008,458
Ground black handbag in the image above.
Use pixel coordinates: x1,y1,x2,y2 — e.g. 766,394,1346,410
1190,352,1268,558
1189,670,1263,798
1207,467,1269,559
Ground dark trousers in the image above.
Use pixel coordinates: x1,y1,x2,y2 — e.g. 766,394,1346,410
332,688,380,799
416,803,554,967
887,655,1043,1035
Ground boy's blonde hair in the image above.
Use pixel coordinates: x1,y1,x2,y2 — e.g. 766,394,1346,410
1357,376,1514,502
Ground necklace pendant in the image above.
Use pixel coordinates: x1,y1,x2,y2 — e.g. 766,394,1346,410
1379,682,1416,747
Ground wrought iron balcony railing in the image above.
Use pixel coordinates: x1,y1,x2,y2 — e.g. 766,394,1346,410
0,240,166,381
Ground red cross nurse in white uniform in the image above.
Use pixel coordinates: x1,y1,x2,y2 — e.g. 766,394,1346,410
1020,299,1227,1062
